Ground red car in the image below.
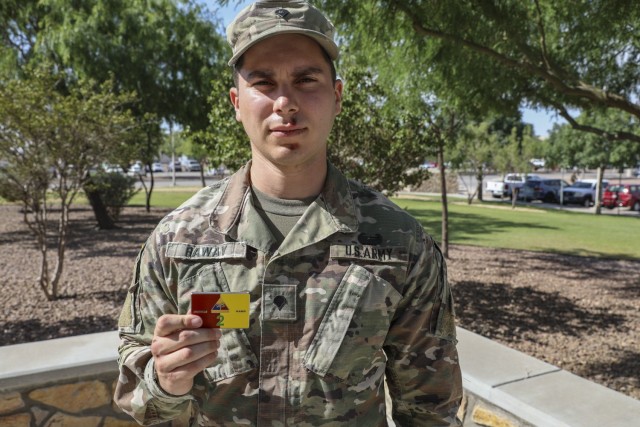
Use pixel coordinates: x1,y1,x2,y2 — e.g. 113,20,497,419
602,184,640,211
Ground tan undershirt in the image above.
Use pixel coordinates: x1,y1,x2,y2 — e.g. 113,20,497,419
251,186,316,246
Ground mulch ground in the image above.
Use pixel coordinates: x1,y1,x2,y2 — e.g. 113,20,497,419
0,204,638,400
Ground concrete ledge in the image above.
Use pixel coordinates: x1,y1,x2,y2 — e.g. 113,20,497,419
0,331,119,392
457,327,640,427
1,328,639,426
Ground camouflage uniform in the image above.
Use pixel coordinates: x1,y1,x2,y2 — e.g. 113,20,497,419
115,161,462,426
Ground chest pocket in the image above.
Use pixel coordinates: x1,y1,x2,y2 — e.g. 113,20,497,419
303,264,402,385
178,259,259,383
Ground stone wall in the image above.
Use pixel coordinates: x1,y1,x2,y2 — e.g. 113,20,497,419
0,374,137,427
457,394,534,427
1,370,530,427
2,330,639,427
0,371,192,427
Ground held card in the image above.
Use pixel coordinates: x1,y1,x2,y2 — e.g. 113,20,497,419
191,292,250,329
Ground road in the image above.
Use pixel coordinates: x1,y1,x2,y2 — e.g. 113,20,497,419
134,171,225,188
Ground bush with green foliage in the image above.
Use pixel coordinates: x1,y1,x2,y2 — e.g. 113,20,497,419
83,172,139,221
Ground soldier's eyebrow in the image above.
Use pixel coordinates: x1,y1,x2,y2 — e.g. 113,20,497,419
246,69,273,80
290,66,324,78
245,66,325,81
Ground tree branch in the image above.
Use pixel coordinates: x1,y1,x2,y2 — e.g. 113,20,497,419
550,101,640,144
398,6,640,121
533,0,552,71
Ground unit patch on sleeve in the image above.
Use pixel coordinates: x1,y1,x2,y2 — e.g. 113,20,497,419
329,245,408,264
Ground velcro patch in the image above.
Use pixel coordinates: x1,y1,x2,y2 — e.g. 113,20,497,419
330,245,408,264
262,284,297,322
166,242,247,260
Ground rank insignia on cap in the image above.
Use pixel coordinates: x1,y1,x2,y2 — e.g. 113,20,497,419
275,8,290,19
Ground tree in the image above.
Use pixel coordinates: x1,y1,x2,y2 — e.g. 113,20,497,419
0,0,41,76
175,130,215,187
547,109,639,214
319,0,640,147
0,65,137,300
328,66,428,194
449,121,498,203
420,104,464,258
3,0,227,212
193,73,251,174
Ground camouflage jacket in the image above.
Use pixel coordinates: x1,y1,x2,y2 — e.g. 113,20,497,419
115,162,462,426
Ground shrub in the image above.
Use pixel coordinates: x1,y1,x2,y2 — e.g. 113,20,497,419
84,172,138,222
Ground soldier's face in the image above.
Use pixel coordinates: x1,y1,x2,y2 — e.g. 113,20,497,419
230,34,342,171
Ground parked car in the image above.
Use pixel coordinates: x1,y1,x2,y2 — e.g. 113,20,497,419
420,161,438,169
529,158,546,170
601,184,640,211
486,174,541,198
168,161,182,172
206,165,231,177
146,162,164,173
562,179,609,207
518,179,569,203
101,163,125,174
182,159,201,172
127,161,146,177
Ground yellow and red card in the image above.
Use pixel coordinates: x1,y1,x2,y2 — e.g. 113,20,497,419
191,292,250,329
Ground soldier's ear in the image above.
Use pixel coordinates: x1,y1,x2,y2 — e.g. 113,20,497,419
334,79,343,116
229,87,241,122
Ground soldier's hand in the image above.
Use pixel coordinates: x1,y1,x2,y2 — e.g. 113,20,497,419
151,314,222,396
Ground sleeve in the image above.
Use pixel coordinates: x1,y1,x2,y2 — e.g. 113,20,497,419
383,224,463,426
113,236,194,425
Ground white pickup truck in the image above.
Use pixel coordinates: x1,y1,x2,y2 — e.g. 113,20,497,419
562,179,609,207
486,174,541,198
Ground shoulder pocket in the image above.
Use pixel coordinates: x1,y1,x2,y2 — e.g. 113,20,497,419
303,264,401,384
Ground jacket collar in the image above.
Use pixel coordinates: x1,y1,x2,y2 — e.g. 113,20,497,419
210,161,358,238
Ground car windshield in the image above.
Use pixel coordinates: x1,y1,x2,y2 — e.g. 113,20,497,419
572,182,593,188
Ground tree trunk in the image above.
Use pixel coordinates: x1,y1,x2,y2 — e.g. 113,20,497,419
50,201,71,299
594,166,604,215
144,131,155,213
438,146,449,259
29,197,54,301
146,169,154,213
476,166,484,202
85,188,116,229
137,173,150,212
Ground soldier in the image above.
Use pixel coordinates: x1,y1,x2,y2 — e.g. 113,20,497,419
114,1,463,425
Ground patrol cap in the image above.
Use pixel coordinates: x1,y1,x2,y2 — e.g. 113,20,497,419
226,0,339,66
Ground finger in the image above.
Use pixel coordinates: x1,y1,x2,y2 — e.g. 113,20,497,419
152,327,221,357
168,350,219,379
155,340,220,375
156,350,220,395
154,314,203,337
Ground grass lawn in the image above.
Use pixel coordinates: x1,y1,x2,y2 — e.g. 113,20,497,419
3,188,637,260
393,195,640,259
127,186,202,208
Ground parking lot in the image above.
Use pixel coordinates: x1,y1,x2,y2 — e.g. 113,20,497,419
484,194,639,216
479,170,640,217
137,169,640,216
